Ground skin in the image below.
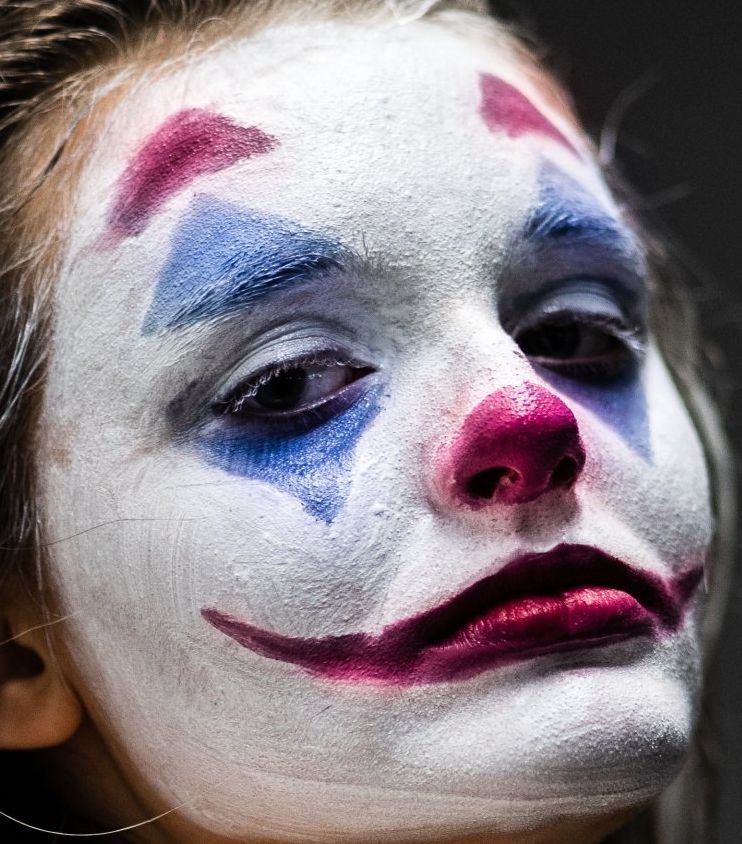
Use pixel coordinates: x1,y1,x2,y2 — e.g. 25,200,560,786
1,14,712,844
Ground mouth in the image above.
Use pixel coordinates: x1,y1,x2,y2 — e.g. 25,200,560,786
202,544,702,685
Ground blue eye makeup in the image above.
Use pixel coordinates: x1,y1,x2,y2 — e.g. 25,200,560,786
142,195,349,335
192,342,382,525
498,163,652,459
199,339,382,524
172,339,382,524
212,352,376,436
202,375,382,524
501,163,648,386
153,197,384,523
523,161,645,264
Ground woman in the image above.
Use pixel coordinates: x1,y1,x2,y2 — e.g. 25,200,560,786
0,1,734,841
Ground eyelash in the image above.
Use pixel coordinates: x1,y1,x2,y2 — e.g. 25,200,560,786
209,282,642,436
512,308,644,383
212,352,375,430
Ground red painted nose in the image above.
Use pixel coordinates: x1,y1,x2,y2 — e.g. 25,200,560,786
437,382,585,507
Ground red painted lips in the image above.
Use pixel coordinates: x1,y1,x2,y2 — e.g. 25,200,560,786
203,544,702,685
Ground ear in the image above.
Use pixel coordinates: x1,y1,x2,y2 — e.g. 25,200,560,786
0,606,82,749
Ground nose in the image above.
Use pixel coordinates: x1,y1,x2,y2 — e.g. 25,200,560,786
436,382,585,507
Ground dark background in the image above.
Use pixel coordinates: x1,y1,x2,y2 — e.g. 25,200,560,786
487,1,742,840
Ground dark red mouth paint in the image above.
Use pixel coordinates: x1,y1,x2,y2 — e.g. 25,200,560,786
202,545,702,685
479,73,579,157
104,108,277,245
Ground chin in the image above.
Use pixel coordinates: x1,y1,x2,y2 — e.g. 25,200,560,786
395,638,698,805
172,636,697,843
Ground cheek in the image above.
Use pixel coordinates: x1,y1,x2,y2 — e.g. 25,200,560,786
181,453,387,638
545,368,651,462
578,347,712,562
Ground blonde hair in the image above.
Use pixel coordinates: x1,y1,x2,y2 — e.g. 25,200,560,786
0,2,733,842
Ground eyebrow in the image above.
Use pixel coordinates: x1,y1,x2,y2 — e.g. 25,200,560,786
479,73,579,158
142,195,350,335
523,164,642,260
105,109,277,246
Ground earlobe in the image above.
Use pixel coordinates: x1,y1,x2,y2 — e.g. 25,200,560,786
0,611,82,749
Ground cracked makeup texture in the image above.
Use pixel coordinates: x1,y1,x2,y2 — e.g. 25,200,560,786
37,17,711,844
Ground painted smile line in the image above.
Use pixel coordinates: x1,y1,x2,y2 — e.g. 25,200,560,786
202,544,702,686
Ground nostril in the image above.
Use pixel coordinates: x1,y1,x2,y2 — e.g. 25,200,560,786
550,456,579,490
439,382,586,509
466,467,519,501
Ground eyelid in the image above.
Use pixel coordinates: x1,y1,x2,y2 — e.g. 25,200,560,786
214,352,373,414
214,346,373,407
165,321,379,439
504,278,647,340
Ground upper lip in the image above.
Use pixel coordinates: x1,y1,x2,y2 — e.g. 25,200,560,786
203,543,703,685
402,544,694,646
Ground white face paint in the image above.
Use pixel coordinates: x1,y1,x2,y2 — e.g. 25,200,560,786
38,16,712,841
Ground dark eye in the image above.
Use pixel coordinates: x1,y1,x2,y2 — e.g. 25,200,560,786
214,358,374,420
508,282,645,383
515,318,632,381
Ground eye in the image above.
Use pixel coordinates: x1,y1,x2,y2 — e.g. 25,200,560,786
214,355,375,421
508,281,645,383
515,318,632,380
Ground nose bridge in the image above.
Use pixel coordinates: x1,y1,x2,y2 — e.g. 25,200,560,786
435,381,586,508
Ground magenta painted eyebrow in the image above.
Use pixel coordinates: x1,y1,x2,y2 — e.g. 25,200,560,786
103,109,277,245
479,73,579,157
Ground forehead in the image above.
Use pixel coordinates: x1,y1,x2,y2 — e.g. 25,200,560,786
98,19,565,151
71,19,608,254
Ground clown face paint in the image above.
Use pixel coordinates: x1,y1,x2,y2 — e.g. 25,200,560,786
104,108,277,244
479,73,580,156
38,15,712,843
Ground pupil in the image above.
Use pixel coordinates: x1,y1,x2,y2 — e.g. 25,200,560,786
255,368,307,410
518,324,580,359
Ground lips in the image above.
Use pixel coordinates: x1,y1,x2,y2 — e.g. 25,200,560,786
202,544,702,685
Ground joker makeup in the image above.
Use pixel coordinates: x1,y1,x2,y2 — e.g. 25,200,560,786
37,16,711,842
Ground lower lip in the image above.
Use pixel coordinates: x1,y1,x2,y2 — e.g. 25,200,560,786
203,589,654,687
422,586,653,677
443,586,650,651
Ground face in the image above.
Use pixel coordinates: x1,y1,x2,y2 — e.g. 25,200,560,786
38,16,712,842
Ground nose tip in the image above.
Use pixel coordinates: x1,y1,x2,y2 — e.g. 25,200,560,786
437,382,585,508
